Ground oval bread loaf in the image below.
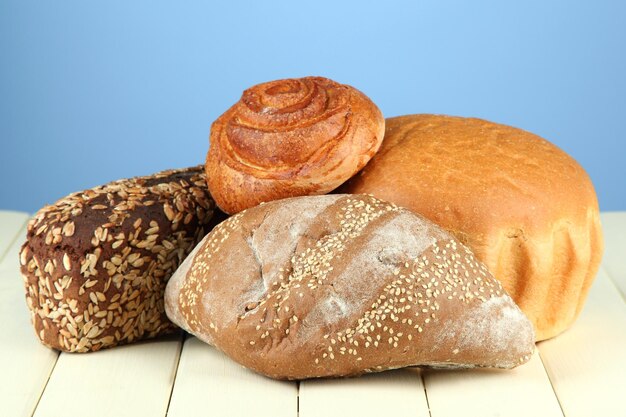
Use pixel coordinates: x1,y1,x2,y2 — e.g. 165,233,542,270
165,194,535,380
19,166,218,352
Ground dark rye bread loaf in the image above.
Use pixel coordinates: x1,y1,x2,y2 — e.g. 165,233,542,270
165,194,535,380
19,166,218,352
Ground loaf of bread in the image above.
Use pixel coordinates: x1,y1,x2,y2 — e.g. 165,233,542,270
19,166,218,352
205,76,385,214
340,114,604,341
165,194,534,380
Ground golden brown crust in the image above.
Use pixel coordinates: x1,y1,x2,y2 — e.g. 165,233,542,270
165,195,535,380
19,167,218,352
205,76,385,214
340,114,604,340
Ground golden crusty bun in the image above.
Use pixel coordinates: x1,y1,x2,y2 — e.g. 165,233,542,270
205,76,385,214
340,114,604,341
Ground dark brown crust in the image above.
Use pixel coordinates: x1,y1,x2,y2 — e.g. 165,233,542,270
205,76,385,214
166,194,535,380
19,166,218,352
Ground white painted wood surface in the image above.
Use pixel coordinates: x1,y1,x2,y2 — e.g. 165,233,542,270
0,221,60,417
1,210,625,417
300,368,430,417
538,268,626,417
34,334,183,417
423,351,563,417
167,336,297,417
601,212,626,296
0,211,29,263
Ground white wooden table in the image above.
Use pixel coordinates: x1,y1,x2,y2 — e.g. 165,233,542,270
1,210,625,417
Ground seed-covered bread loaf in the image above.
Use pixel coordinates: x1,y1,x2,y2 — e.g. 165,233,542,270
165,194,535,380
19,166,218,352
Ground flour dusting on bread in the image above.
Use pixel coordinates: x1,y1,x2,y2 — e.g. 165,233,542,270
166,194,535,379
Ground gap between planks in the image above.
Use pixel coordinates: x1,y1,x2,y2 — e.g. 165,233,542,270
422,350,563,417
33,333,184,417
3,210,625,417
537,266,626,417
166,336,298,417
28,355,60,417
299,367,430,417
164,332,187,414
0,212,185,417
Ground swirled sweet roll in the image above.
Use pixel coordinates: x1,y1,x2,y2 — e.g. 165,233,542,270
205,76,385,214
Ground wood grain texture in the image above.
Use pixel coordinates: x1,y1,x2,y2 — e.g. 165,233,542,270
423,351,563,417
2,210,625,417
538,267,626,417
299,368,430,417
167,336,297,417
33,334,183,417
0,222,60,417
0,211,29,264
600,212,626,297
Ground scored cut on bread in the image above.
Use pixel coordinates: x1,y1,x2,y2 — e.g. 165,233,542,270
165,194,535,380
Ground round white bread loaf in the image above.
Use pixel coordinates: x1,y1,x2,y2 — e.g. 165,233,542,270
165,194,534,380
340,114,604,341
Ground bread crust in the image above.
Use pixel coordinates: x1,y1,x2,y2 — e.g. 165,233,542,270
165,194,534,380
340,114,604,340
205,76,385,214
19,167,218,352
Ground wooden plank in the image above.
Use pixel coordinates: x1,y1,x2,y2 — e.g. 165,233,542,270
167,336,297,417
423,352,563,417
0,224,60,417
33,333,183,417
0,210,183,417
0,209,621,417
538,267,626,417
0,217,28,272
299,368,430,417
600,212,626,297
0,211,29,264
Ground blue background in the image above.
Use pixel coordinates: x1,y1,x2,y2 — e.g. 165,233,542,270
1,1,625,212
